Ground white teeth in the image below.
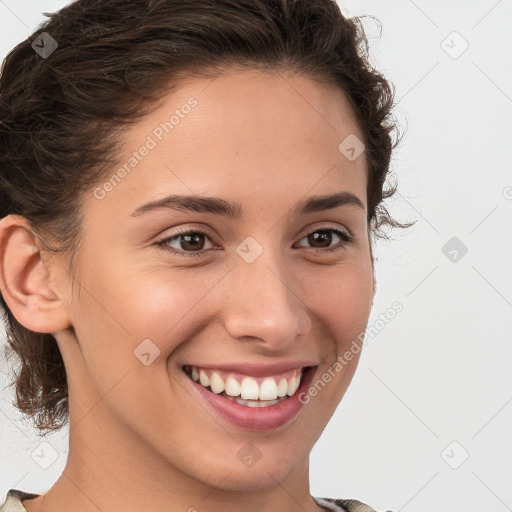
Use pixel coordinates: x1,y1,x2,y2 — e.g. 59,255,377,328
199,369,210,388
277,378,288,397
188,366,304,401
259,377,278,400
287,375,300,396
225,376,241,397
209,372,225,394
240,377,259,400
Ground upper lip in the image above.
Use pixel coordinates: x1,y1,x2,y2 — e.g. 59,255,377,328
182,361,318,378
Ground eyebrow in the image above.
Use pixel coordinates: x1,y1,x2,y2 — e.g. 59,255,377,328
130,191,365,218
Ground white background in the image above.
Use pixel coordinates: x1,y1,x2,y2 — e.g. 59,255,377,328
1,1,511,511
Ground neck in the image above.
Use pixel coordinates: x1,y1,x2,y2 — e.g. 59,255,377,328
25,399,321,512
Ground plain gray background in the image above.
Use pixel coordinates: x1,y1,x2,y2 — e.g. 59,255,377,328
1,1,511,511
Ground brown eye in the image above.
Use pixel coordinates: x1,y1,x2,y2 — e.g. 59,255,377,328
178,232,206,251
157,229,214,257
295,227,353,252
307,230,333,248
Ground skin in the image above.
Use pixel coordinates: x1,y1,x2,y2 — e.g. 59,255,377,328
0,67,375,512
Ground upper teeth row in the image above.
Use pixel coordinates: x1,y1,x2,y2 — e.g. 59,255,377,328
189,367,302,400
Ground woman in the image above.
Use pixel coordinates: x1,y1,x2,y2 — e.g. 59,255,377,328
0,0,409,510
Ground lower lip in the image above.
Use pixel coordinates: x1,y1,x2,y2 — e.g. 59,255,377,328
186,367,316,431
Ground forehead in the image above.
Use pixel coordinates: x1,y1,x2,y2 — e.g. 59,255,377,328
86,68,367,220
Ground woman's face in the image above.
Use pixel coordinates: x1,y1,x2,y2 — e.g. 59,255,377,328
55,68,374,490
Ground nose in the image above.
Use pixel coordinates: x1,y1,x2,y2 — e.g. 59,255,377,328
220,244,311,352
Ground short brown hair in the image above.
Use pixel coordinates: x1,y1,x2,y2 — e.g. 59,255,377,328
0,0,410,433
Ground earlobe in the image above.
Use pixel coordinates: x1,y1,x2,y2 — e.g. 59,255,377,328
0,214,71,334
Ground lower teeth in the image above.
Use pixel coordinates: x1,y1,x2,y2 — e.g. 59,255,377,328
223,393,287,407
212,391,288,408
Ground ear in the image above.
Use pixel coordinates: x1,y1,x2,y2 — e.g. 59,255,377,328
0,214,71,334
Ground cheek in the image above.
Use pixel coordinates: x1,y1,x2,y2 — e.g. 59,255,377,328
77,261,214,346
298,260,374,350
66,264,199,395
66,269,208,428
127,269,227,349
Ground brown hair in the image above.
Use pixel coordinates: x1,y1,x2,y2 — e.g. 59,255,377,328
0,0,411,433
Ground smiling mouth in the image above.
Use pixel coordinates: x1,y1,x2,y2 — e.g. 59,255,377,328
183,365,310,408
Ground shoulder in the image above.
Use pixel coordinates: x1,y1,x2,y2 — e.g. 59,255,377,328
0,489,39,512
315,496,394,512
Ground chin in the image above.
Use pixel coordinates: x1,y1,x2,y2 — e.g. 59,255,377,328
205,464,301,492
192,442,309,492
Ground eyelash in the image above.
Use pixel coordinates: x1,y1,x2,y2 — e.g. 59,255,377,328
155,226,354,258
